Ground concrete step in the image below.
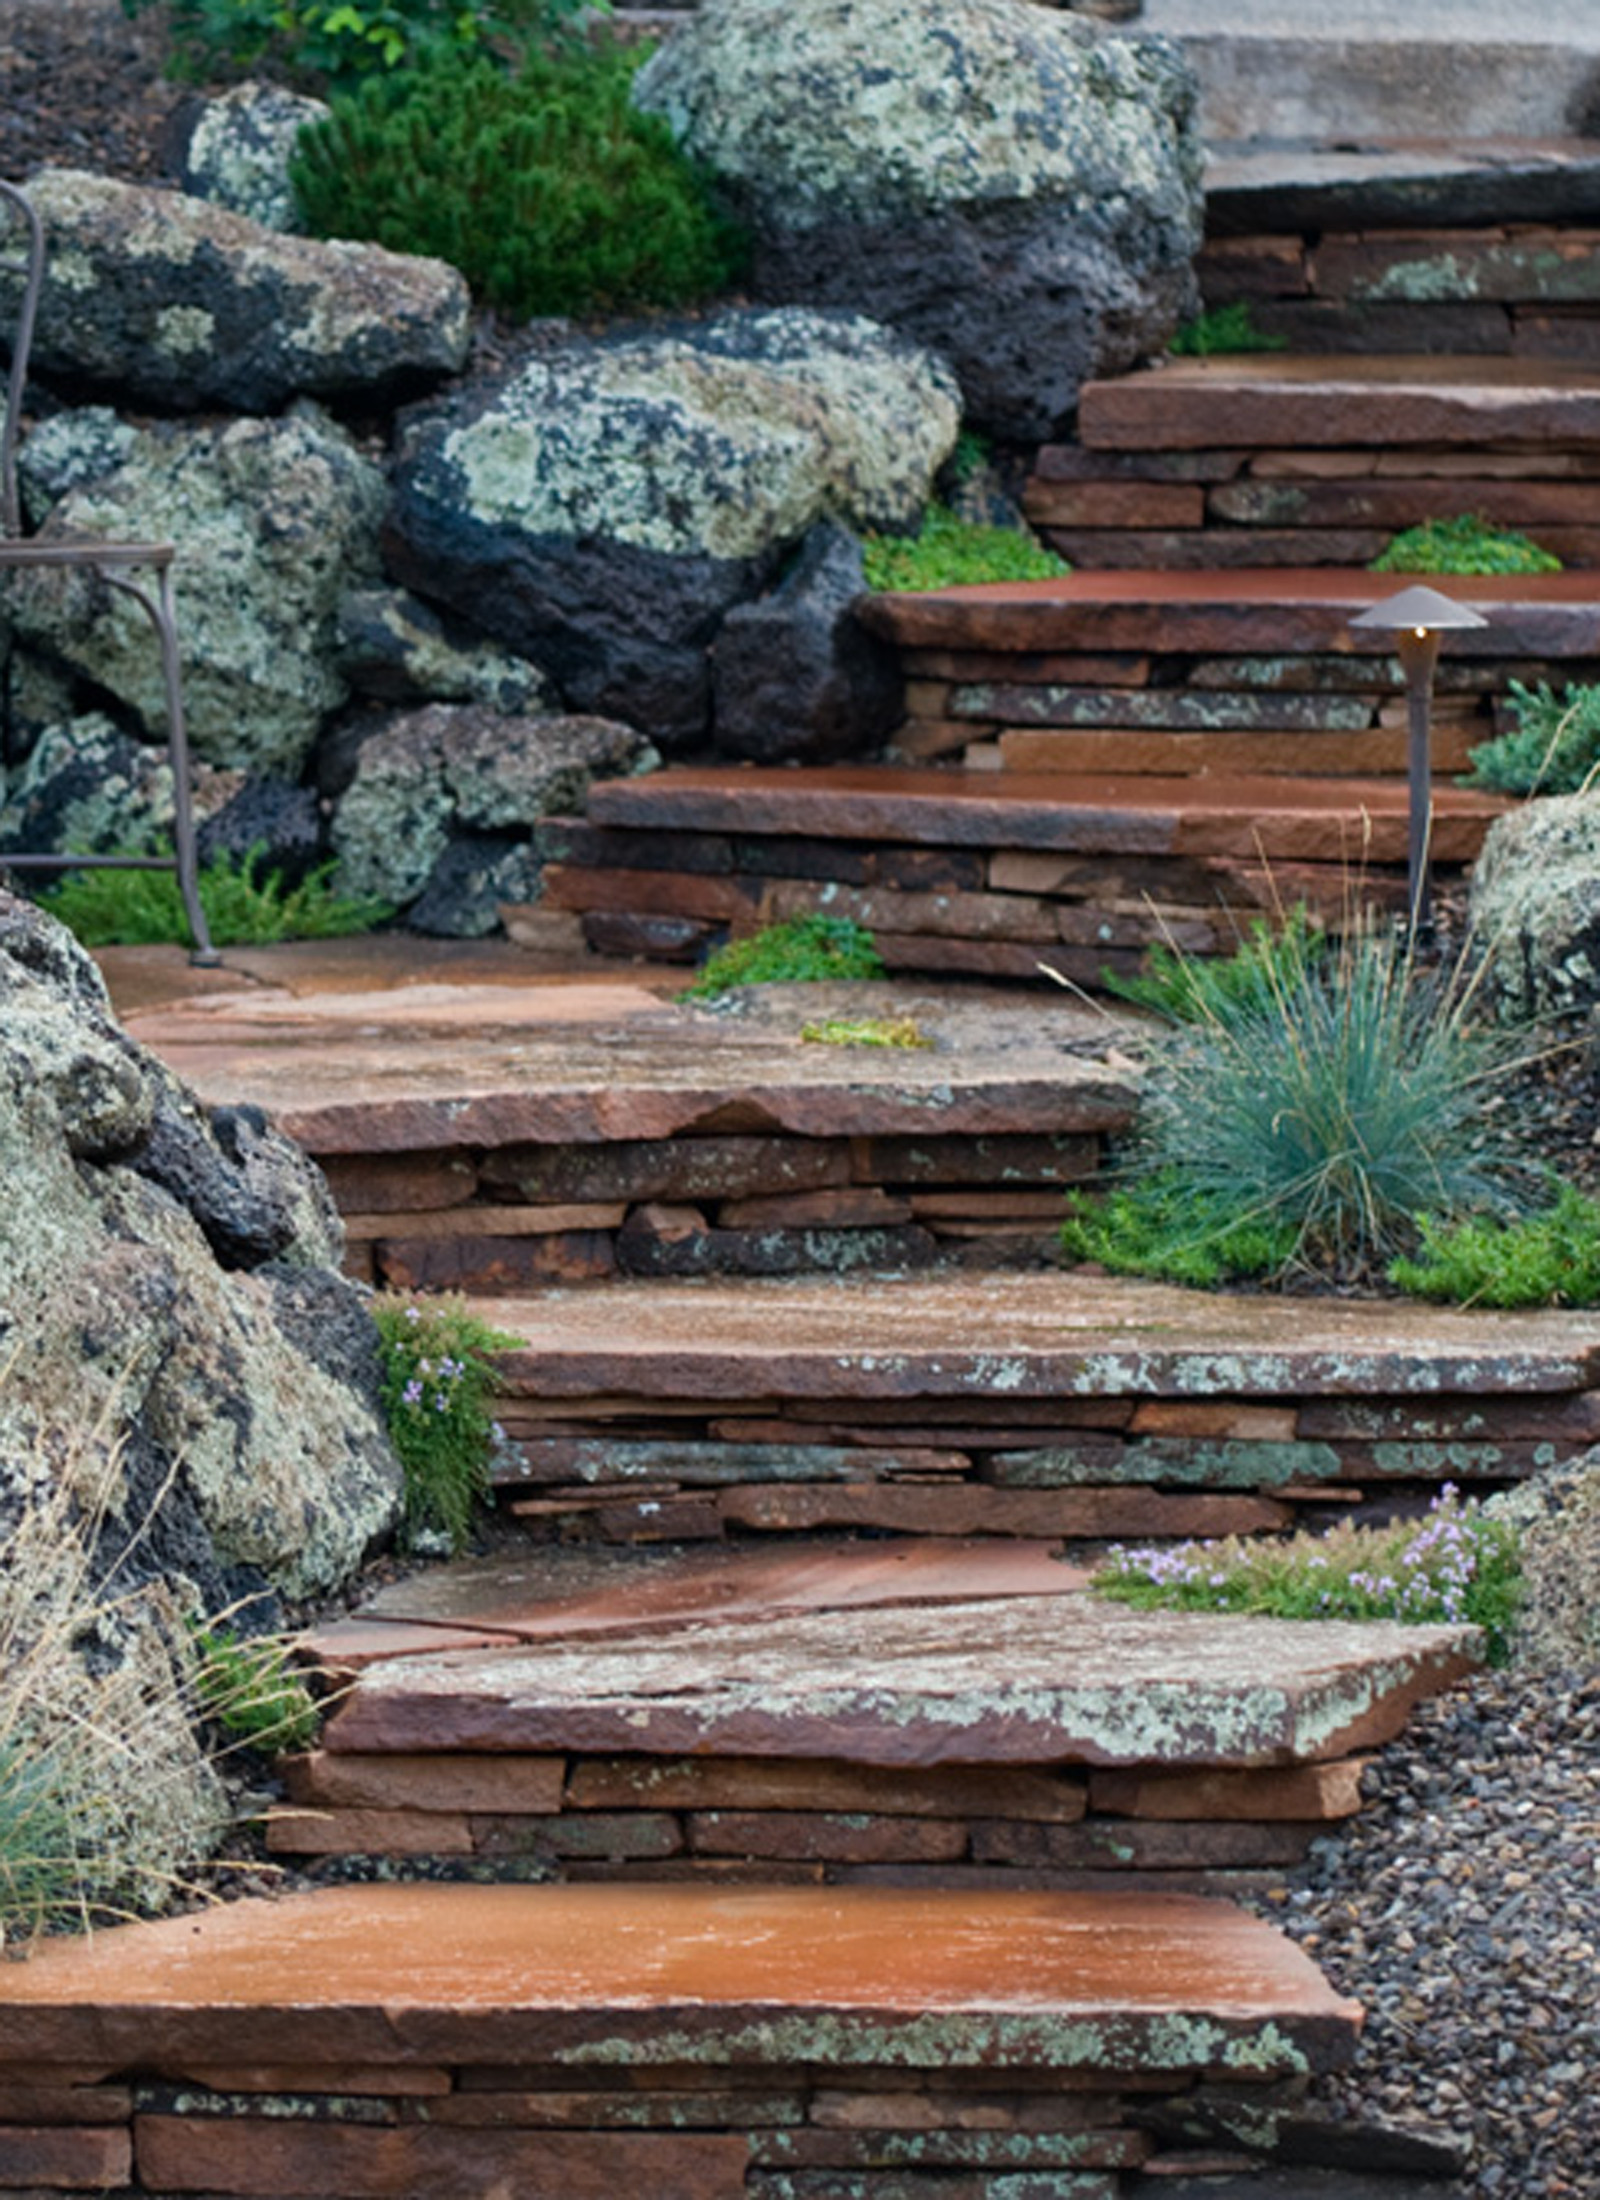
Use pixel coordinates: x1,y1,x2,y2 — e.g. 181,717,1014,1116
0,1879,1361,2197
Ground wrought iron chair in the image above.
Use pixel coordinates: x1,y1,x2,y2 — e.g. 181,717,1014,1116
0,179,218,964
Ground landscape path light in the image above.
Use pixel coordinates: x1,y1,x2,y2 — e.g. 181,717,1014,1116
1349,584,1489,941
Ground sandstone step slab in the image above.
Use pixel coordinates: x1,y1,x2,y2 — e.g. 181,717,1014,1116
482,1272,1600,1407
1203,139,1600,236
1076,356,1600,454
857,568,1600,660
314,1593,1476,1771
582,766,1509,867
0,1883,1362,2200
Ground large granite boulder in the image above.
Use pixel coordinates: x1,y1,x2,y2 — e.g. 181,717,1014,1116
171,79,330,233
1470,793,1600,1023
384,306,960,753
635,0,1203,439
331,702,656,934
712,521,904,764
0,168,469,410
10,408,387,777
0,891,401,1607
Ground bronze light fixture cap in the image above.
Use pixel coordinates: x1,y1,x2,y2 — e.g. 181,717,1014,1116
1350,584,1491,635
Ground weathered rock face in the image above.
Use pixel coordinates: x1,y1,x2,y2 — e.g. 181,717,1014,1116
1470,793,1600,1022
172,79,330,233
635,0,1203,439
1488,1455,1600,1670
0,890,401,1609
11,409,387,776
2,168,470,410
712,522,904,764
332,703,657,933
0,712,226,862
334,585,555,716
384,306,960,752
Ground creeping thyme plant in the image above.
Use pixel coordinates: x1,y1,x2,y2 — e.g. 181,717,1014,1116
373,1295,520,1552
1095,1487,1524,1665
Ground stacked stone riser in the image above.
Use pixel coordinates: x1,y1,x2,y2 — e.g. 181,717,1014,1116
327,1130,1115,1292
270,1742,1368,1889
1199,224,1600,363
486,1386,1600,1545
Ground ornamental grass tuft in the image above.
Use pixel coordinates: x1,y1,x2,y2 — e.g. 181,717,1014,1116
1064,915,1535,1282
1093,1486,1524,1666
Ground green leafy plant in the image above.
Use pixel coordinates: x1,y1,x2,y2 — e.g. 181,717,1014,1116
121,0,589,94
861,505,1069,592
1071,922,1532,1280
40,844,391,949
1168,301,1286,357
291,42,747,318
681,914,886,998
1060,1169,1296,1288
1093,1486,1524,1665
1371,514,1561,576
1465,678,1600,797
800,1015,931,1049
1104,906,1326,1026
185,1618,320,1755
1390,1181,1600,1308
373,1295,520,1552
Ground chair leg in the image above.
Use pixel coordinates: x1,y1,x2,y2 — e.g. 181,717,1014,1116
113,563,221,967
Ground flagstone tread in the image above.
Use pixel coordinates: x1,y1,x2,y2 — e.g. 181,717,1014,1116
0,1884,1361,2079
319,1596,1478,1771
857,568,1600,658
1203,137,1600,234
115,975,1134,1159
583,768,1508,865
1077,355,1600,451
477,1273,1600,1402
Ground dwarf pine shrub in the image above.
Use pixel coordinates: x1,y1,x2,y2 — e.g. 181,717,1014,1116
1465,678,1600,797
122,0,589,95
291,42,748,318
41,844,390,948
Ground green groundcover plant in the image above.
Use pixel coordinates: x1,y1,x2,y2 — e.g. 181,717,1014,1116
1168,301,1286,357
682,914,885,998
1104,906,1325,1027
292,41,747,319
1391,1181,1600,1308
40,844,391,949
1370,513,1561,576
373,1295,520,1553
185,1617,320,1755
800,1015,930,1049
1465,677,1600,797
861,505,1069,592
1094,1486,1524,1666
121,0,589,94
1063,914,1536,1283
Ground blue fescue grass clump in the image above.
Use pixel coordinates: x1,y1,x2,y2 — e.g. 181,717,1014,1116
1094,1486,1524,1664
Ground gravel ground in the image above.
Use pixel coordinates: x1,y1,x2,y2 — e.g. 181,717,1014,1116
7,14,1599,2196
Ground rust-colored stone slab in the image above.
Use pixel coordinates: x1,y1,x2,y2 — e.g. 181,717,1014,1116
1210,474,1600,530
285,1751,564,1815
0,1882,1361,2078
1021,480,1206,528
0,2122,130,2185
133,2116,748,2199
1089,1761,1369,1823
565,1758,1087,1824
344,1201,627,1242
481,1271,1600,1403
343,1538,1087,1648
1078,355,1600,452
716,1484,1286,1540
264,1805,474,1857
376,1229,617,1293
956,684,1373,732
686,1812,969,1865
996,729,1425,780
320,1596,1478,1771
318,1152,479,1214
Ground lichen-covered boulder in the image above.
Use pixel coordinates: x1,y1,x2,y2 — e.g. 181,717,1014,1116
0,890,402,1608
1,167,469,409
384,306,960,751
712,522,903,764
173,79,330,232
635,0,1203,438
335,585,556,715
1469,793,1600,1022
331,702,657,934
1487,1456,1600,1669
0,712,235,864
10,409,386,776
